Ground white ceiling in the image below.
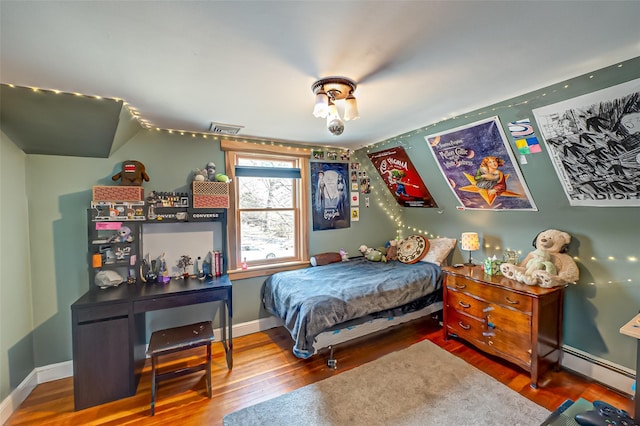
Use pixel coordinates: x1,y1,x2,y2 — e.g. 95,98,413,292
2,1,639,150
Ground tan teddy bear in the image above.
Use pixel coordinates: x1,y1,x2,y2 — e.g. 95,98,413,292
386,239,398,261
500,229,579,288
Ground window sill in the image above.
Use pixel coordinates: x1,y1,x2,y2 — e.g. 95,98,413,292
227,261,310,280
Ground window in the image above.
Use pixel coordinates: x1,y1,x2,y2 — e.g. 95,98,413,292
222,140,310,278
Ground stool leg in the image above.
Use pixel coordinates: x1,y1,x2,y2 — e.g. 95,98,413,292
206,343,212,398
151,355,157,416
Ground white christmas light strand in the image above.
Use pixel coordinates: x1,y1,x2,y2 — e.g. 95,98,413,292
2,62,626,155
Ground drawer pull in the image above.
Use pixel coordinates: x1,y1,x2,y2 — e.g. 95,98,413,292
458,321,470,330
482,331,495,337
454,283,467,289
458,301,471,309
483,306,494,312
504,296,519,305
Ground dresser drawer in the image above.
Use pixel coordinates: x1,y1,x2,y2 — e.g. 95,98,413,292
490,328,532,366
446,307,486,343
447,275,532,313
486,303,532,335
446,288,487,319
486,304,531,363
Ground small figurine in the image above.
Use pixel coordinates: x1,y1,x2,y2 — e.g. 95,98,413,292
158,253,170,283
109,226,133,243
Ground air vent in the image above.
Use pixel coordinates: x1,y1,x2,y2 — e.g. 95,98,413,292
209,122,244,135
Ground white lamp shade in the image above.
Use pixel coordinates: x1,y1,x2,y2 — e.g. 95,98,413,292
461,232,479,251
313,91,329,118
343,94,359,121
327,99,338,118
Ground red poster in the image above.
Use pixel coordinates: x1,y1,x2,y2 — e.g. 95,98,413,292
367,147,438,208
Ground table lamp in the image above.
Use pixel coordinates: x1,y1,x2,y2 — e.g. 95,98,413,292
461,232,479,266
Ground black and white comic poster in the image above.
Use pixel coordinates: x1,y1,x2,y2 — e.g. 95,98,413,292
532,79,640,207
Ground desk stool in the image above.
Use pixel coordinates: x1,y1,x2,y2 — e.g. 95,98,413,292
147,321,215,416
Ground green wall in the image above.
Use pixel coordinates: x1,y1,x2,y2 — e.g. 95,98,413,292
1,127,392,400
365,58,640,371
1,131,33,400
1,57,639,401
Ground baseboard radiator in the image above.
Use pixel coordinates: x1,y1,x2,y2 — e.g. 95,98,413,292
1,318,635,424
561,344,635,397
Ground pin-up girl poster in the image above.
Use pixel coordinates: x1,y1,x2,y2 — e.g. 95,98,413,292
367,146,438,208
311,162,350,230
425,116,537,210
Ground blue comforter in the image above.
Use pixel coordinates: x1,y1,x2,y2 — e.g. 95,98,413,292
262,258,442,358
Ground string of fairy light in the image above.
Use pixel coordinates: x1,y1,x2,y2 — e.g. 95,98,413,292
4,62,635,283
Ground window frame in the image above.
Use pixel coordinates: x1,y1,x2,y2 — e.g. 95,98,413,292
222,139,310,279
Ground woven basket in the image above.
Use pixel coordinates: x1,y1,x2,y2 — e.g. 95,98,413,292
192,182,229,208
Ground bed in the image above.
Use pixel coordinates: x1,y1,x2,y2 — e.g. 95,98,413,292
262,256,445,363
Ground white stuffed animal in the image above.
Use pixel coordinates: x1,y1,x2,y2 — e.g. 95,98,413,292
500,229,579,288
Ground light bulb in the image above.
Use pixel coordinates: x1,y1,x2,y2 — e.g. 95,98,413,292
344,93,359,121
327,116,344,136
313,89,328,118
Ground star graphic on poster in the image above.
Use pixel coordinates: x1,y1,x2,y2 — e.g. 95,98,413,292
459,173,523,206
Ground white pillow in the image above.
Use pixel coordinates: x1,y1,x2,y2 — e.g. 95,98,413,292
420,238,457,266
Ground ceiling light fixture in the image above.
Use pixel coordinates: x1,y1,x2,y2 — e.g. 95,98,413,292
311,76,359,136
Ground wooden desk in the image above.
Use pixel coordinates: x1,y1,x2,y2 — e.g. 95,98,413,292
71,275,232,411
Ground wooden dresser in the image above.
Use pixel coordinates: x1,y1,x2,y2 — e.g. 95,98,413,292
442,265,565,388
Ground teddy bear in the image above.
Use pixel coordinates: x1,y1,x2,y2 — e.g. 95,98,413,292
111,160,150,186
385,239,398,261
193,168,208,182
500,229,579,288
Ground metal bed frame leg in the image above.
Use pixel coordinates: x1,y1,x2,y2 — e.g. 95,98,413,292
327,345,337,369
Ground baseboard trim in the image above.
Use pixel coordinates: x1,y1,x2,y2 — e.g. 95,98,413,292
0,317,283,423
561,344,635,396
1,319,632,423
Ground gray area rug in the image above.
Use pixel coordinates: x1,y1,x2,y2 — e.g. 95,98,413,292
223,339,550,426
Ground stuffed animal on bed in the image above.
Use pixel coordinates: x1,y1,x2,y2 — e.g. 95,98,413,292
358,245,386,262
385,240,398,261
339,248,349,262
500,229,579,288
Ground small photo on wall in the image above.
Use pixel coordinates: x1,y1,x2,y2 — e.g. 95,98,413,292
360,176,371,194
351,207,360,221
313,150,325,160
351,182,359,192
351,191,359,206
508,118,541,155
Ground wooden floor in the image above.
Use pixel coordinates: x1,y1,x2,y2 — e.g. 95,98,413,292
6,316,634,425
